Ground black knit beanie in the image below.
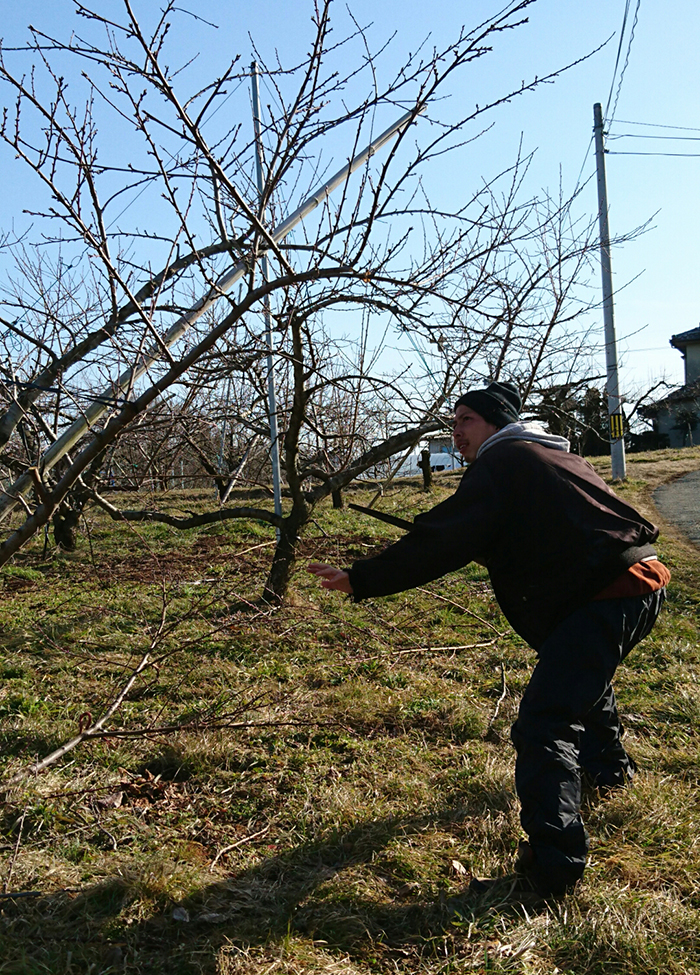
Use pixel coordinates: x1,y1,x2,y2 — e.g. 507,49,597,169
454,381,522,428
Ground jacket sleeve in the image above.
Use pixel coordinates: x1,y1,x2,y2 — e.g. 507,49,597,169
347,462,499,601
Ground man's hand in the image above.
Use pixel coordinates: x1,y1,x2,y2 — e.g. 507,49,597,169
307,562,353,594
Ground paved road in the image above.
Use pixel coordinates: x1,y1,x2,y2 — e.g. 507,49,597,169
654,469,700,548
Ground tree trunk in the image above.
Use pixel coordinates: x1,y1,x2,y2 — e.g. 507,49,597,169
418,449,433,491
53,505,80,551
332,488,344,509
262,509,309,604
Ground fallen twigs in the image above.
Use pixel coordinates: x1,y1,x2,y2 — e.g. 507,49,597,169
0,708,340,791
1,650,154,789
71,718,340,740
0,566,299,791
209,825,271,871
487,661,508,729
395,639,499,653
3,807,27,894
416,587,506,636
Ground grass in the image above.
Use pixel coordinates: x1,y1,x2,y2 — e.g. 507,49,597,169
0,448,699,973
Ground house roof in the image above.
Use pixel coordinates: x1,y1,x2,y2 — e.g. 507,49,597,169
640,379,700,417
670,325,700,351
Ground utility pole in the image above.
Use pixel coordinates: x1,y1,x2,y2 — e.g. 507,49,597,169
251,61,283,524
593,102,626,480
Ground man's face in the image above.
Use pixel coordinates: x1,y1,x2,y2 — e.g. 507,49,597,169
452,405,500,463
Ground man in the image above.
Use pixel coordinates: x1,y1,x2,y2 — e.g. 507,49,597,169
308,381,669,903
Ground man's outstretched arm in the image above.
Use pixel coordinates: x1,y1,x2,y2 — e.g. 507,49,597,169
307,562,353,594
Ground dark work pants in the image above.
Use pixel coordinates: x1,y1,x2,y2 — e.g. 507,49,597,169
510,589,665,896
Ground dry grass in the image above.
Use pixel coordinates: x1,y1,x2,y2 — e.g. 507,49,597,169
0,448,699,973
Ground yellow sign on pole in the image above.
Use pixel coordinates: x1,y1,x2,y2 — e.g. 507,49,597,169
609,413,625,440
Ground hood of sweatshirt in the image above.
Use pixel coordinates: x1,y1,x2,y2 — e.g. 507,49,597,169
476,420,570,459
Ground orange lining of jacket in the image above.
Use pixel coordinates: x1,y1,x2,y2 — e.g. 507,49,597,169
594,559,671,600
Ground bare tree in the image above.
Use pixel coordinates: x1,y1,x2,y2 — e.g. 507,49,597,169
0,0,606,597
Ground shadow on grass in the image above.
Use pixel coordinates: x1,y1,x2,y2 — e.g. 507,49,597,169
0,801,510,974
0,729,68,760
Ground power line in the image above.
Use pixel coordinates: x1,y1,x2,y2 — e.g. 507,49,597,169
2,377,130,407
202,75,246,125
623,346,675,353
573,136,595,195
607,0,641,125
604,0,632,121
607,133,700,142
612,119,700,132
606,150,700,157
105,75,247,232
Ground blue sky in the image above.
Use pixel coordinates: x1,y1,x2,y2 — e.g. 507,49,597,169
0,0,697,398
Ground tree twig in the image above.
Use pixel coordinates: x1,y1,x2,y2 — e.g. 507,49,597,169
1,651,153,789
395,639,499,653
3,807,27,894
487,662,508,728
71,719,340,740
416,587,505,636
209,825,270,871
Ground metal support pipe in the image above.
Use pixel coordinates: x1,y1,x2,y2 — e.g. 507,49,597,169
0,102,423,522
593,102,626,480
251,61,283,524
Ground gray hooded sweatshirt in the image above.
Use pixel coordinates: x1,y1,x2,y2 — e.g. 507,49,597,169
349,423,657,647
478,420,570,458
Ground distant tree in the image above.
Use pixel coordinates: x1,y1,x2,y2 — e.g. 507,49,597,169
673,406,699,447
532,382,611,455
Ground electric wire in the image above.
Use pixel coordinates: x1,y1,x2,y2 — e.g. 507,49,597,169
603,0,632,122
606,150,700,157
605,117,700,155
624,346,676,353
607,133,700,141
612,119,700,132
1,377,131,408
607,0,641,125
573,136,595,196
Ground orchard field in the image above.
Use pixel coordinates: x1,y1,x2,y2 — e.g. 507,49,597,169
1,448,699,974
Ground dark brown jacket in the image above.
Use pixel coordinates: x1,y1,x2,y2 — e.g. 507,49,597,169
348,439,658,648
